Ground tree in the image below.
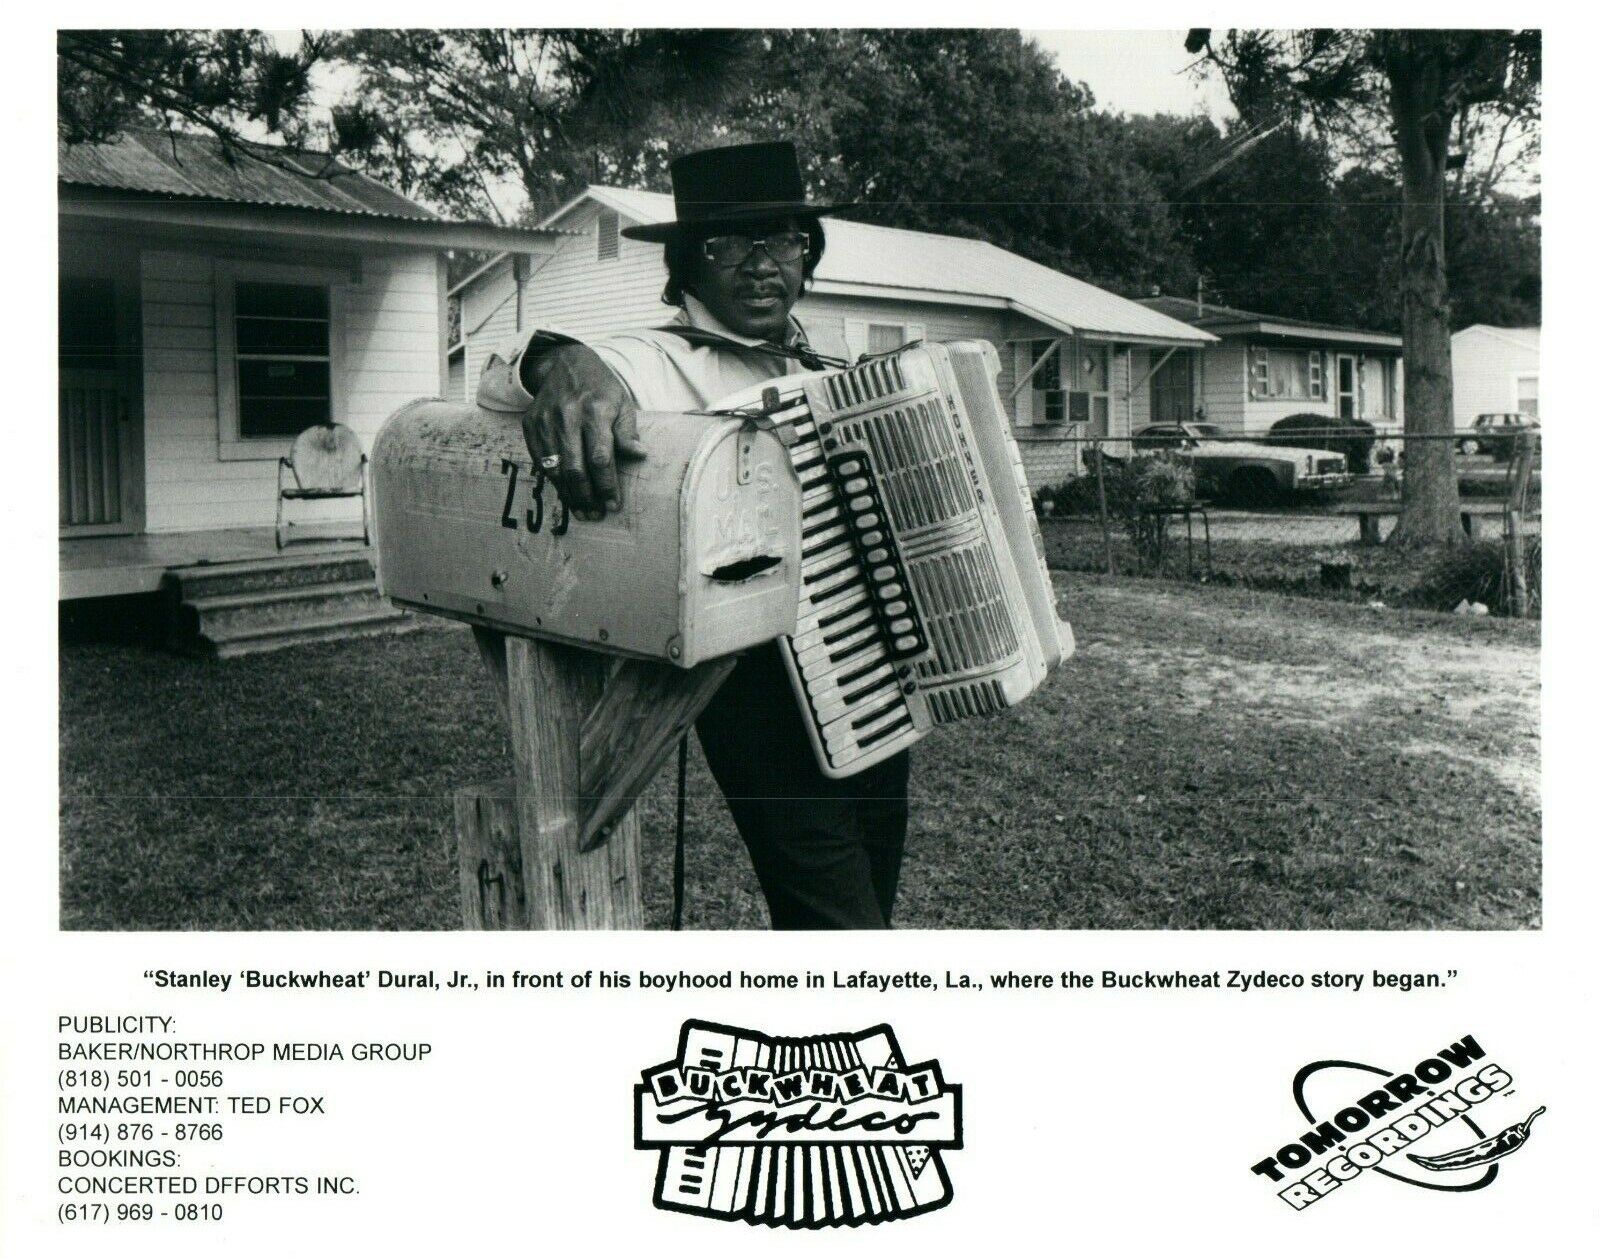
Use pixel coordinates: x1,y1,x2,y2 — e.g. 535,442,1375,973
1188,29,1540,547
719,30,1193,292
57,30,329,163
325,30,763,222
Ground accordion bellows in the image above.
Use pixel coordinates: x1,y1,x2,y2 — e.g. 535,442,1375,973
716,340,1073,777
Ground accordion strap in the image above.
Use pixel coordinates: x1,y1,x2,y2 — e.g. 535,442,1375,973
651,324,849,372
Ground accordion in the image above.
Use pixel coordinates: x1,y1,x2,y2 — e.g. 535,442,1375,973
372,339,1070,779
636,1020,960,1227
715,339,1072,777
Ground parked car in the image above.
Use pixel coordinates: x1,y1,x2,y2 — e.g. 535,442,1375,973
1458,412,1539,461
1130,422,1355,505
1264,412,1378,474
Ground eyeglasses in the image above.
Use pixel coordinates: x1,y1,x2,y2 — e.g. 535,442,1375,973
699,231,811,269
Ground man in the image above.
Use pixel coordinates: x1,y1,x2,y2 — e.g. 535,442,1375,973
477,141,911,930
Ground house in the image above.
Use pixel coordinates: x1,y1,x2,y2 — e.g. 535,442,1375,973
1137,295,1404,437
59,129,562,621
451,185,1214,489
1451,325,1540,427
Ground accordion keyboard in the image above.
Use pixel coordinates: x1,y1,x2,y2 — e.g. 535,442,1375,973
752,341,1067,778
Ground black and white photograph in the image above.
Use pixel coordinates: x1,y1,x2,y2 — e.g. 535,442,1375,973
55,26,1542,933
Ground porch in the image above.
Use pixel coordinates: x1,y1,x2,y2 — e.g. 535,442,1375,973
60,527,371,601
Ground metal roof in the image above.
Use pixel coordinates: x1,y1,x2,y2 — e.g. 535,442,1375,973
1138,295,1402,348
560,186,1213,346
1453,324,1540,351
59,129,440,222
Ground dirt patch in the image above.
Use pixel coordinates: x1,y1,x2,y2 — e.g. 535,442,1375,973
1073,582,1539,741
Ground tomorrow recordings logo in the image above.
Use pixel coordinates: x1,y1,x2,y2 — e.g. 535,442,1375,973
633,1020,963,1228
1251,1033,1546,1210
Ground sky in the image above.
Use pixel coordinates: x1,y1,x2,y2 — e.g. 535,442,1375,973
1027,30,1236,119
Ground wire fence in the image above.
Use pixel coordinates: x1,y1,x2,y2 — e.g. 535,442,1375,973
1019,427,1541,616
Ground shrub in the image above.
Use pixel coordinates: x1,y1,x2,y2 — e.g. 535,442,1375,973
1267,412,1377,474
1413,536,1542,617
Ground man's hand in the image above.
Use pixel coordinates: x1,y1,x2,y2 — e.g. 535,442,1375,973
520,344,647,521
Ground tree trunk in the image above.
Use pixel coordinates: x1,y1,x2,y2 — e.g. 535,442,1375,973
1386,44,1465,547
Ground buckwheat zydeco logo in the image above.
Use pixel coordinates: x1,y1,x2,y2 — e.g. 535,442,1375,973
633,1020,963,1228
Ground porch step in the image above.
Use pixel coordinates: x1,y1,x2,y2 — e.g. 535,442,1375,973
164,549,375,600
162,549,418,657
207,607,426,659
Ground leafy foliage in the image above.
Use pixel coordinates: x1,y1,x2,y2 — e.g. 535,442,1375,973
56,28,1539,335
57,31,328,153
325,30,764,221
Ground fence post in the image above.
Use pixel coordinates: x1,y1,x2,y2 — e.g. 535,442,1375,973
1093,440,1116,576
1503,431,1536,618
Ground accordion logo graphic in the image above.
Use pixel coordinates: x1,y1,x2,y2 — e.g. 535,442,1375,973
633,1020,963,1228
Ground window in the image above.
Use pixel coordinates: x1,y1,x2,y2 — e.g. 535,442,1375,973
1516,374,1539,417
867,323,906,355
1027,337,1110,428
215,262,344,459
234,281,332,438
1030,339,1064,422
597,209,619,261
1250,346,1325,401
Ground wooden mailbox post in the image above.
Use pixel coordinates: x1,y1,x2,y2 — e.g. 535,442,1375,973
454,628,734,929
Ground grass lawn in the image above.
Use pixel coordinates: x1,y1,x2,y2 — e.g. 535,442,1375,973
60,575,1540,931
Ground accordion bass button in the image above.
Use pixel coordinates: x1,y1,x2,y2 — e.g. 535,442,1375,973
880,582,903,598
848,494,874,511
884,600,908,616
857,512,880,528
865,547,888,563
860,530,883,546
889,617,914,633
870,565,896,581
843,477,869,493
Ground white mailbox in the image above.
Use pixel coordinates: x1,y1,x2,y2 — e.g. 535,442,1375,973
372,401,802,668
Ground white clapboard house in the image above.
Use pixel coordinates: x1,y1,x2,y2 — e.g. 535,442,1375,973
59,130,562,652
1137,295,1405,438
1450,325,1540,428
451,185,1213,494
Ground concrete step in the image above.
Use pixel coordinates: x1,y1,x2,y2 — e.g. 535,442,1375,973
209,610,424,659
185,579,391,638
165,549,375,600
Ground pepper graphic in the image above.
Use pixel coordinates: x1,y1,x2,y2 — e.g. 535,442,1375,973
1407,1106,1546,1172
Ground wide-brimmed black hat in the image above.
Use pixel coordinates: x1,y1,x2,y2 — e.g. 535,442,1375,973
620,141,853,243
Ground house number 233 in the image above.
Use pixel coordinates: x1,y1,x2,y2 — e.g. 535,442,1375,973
498,458,570,536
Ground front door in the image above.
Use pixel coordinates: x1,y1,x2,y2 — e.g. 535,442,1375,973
1335,353,1358,420
59,265,144,536
1150,351,1194,425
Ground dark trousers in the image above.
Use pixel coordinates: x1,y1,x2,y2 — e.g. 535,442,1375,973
694,643,910,930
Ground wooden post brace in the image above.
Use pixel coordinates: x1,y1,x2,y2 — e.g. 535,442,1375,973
455,627,735,929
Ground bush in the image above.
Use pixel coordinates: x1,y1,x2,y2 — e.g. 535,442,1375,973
1267,412,1378,474
1412,537,1542,617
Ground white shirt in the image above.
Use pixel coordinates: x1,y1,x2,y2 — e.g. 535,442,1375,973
476,295,812,415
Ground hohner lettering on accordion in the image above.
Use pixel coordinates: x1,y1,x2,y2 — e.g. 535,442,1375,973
372,403,802,668
715,339,1074,777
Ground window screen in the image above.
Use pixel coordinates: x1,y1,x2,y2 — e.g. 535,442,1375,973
597,210,620,261
1516,375,1538,417
235,281,331,438
867,323,906,355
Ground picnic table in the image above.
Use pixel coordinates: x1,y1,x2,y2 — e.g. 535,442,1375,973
1331,501,1540,545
